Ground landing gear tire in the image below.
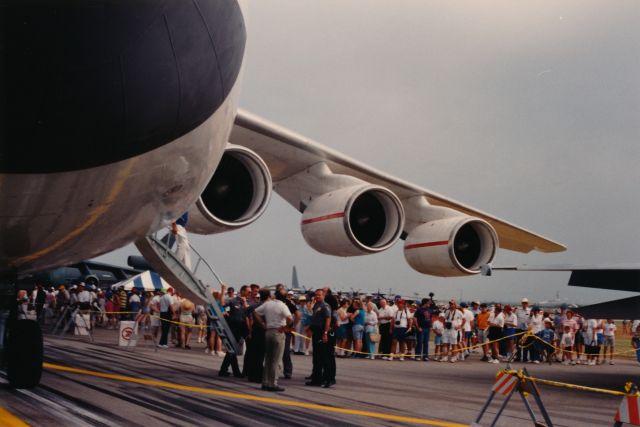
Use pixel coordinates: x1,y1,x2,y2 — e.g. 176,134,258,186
7,319,43,388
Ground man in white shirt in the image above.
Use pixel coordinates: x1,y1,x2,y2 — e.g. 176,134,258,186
158,288,175,348
254,290,292,392
514,298,531,361
443,300,463,363
460,302,475,358
377,299,395,360
76,283,92,312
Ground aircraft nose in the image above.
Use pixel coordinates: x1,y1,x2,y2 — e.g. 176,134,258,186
2,0,246,173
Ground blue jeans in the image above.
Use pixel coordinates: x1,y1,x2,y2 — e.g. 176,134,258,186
415,328,430,359
636,348,640,363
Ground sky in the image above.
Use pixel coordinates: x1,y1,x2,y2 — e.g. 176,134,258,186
98,1,640,305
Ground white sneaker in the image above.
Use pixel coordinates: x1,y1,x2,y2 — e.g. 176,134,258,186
399,356,404,361
442,356,449,362
490,358,499,364
450,358,456,363
304,351,310,356
533,360,540,364
610,360,615,365
369,355,375,360
204,348,210,354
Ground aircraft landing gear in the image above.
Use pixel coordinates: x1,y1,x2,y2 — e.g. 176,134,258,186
1,282,43,388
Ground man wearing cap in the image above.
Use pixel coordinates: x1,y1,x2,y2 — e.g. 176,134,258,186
443,300,463,363
306,289,332,387
476,303,491,361
514,298,531,361
525,306,543,363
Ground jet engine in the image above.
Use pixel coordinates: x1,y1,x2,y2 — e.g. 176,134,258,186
301,185,404,256
188,145,272,234
404,217,498,276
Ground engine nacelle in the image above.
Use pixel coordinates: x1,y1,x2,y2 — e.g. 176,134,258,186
301,185,404,256
188,145,272,234
404,217,498,276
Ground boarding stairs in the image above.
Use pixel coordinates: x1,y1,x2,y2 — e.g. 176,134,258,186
134,232,239,356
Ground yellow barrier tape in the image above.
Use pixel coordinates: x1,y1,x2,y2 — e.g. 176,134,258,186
531,334,638,357
500,368,639,397
290,330,527,359
91,310,207,329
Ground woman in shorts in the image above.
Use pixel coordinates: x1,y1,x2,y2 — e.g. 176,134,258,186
179,298,195,350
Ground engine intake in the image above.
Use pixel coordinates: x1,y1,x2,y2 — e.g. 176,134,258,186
404,217,498,276
188,145,272,234
301,185,404,256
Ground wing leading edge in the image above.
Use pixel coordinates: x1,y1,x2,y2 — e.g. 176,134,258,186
230,109,566,255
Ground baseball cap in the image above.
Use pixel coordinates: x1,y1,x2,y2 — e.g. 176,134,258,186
544,318,552,323
460,302,468,308
473,300,480,305
532,305,540,311
504,304,512,310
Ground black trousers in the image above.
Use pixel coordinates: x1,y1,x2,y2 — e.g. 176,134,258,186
379,323,392,355
283,331,293,377
326,331,336,382
159,311,172,345
310,327,330,383
220,322,246,376
244,327,265,382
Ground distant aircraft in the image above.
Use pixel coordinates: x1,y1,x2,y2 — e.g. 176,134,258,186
486,264,640,318
0,1,564,388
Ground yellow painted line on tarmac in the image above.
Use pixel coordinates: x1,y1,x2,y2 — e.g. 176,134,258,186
44,363,465,427
0,407,29,427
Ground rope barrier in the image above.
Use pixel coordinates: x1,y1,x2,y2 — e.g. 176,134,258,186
530,334,638,357
500,368,639,398
290,330,528,359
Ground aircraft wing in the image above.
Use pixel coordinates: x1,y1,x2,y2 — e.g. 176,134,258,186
230,109,565,254
492,264,640,292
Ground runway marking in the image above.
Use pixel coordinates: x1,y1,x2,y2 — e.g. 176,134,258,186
44,362,466,427
0,407,29,427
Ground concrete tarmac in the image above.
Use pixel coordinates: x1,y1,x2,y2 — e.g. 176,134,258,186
1,329,638,426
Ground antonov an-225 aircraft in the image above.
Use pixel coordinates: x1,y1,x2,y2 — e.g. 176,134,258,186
0,0,565,388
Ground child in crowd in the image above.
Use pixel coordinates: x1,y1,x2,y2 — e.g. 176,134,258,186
536,318,556,365
432,313,445,362
603,319,616,365
561,325,575,365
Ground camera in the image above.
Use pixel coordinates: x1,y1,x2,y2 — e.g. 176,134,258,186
444,321,452,329
395,320,401,326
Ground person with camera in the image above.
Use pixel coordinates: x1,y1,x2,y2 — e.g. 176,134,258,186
442,299,464,363
389,299,413,361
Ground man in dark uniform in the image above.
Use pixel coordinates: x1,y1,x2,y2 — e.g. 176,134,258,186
219,285,250,378
244,287,267,383
306,289,332,387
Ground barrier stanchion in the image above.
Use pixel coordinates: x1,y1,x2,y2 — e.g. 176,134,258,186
473,367,553,427
613,383,640,427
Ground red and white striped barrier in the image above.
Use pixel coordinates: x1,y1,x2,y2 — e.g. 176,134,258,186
615,395,640,425
492,371,519,396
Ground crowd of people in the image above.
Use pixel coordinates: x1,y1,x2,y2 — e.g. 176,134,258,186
17,283,640,391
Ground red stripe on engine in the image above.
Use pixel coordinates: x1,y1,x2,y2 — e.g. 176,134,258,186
404,240,449,250
302,212,345,225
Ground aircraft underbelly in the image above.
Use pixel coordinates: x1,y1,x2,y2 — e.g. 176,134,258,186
0,77,241,275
